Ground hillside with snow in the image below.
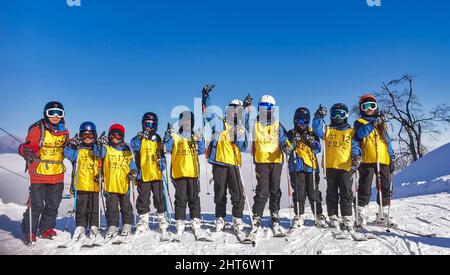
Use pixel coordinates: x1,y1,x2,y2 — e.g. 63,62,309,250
0,143,449,255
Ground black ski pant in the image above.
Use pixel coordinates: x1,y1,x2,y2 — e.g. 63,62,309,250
289,171,323,216
357,163,392,207
325,168,353,217
252,163,282,217
213,164,246,219
173,178,201,220
21,183,64,235
105,193,133,227
136,181,166,215
76,191,100,228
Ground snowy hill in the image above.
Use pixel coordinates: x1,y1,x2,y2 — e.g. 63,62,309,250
392,143,450,199
0,135,22,154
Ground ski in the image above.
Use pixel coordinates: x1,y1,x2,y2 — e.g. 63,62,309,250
112,234,130,245
232,227,255,245
57,236,86,249
193,230,214,242
159,230,171,242
272,224,287,238
367,222,436,238
347,230,368,241
331,228,352,240
171,231,184,243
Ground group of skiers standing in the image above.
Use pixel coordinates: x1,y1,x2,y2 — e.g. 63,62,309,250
18,88,396,245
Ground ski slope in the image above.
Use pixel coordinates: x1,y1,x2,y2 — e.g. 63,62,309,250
0,194,449,255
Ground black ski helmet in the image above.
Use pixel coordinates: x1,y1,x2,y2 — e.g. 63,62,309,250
43,101,65,125
294,107,310,130
142,112,158,131
179,111,195,128
330,103,349,126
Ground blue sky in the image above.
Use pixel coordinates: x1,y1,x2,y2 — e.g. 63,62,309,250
1,0,449,147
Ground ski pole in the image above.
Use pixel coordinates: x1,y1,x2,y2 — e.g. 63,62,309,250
354,169,360,227
374,133,384,223
237,165,254,226
285,158,293,227
27,167,33,244
160,159,172,225
321,119,327,181
386,172,393,233
201,85,214,196
292,150,302,223
311,152,318,225
248,110,255,192
64,161,78,232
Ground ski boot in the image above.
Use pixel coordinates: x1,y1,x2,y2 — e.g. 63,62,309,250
356,206,367,228
233,217,245,233
315,214,328,228
343,216,354,231
89,226,102,241
106,226,119,239
136,213,150,234
271,212,286,237
121,224,132,237
215,217,225,232
292,215,304,229
73,226,86,240
158,212,169,232
376,206,396,227
329,215,340,230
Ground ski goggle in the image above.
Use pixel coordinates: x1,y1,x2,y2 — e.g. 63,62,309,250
259,102,274,111
361,102,378,112
294,119,309,125
46,108,65,118
109,132,123,140
143,121,156,129
330,109,348,119
81,132,95,139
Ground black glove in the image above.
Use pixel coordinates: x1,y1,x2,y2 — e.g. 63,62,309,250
68,135,81,147
243,94,253,109
128,169,138,182
282,142,294,155
352,156,362,170
202,84,215,98
301,133,316,147
138,130,151,140
389,161,395,173
315,105,327,119
23,147,37,164
374,111,388,126
97,132,108,145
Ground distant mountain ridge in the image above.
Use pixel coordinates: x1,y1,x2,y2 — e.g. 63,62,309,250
0,135,23,154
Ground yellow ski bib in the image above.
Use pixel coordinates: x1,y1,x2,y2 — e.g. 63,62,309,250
36,130,66,176
171,134,199,179
215,123,242,167
254,121,283,164
357,118,391,165
295,128,318,170
323,126,354,171
76,148,100,192
140,139,163,182
103,145,133,194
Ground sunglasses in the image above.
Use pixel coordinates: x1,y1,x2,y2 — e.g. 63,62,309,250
109,133,123,140
330,109,348,119
81,132,95,139
46,108,65,118
259,102,274,111
361,102,378,112
294,119,309,125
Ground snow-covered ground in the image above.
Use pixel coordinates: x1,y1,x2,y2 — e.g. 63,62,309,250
0,193,449,255
1,143,449,255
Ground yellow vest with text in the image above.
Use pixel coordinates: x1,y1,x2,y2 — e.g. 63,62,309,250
140,138,163,182
323,126,354,171
36,130,66,176
295,128,318,170
76,148,100,192
254,121,283,164
215,123,242,167
103,145,133,194
171,134,199,179
357,118,391,165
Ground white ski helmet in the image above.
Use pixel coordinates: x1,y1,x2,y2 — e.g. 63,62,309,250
228,99,243,107
259,95,276,106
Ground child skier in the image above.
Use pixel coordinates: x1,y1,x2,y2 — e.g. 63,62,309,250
354,94,396,227
19,101,69,245
165,111,208,240
202,88,248,236
245,95,290,236
130,113,168,236
64,122,102,241
282,107,327,229
313,104,362,231
94,124,137,240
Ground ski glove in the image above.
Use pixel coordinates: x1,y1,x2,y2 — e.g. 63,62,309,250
282,142,294,156
68,135,81,147
351,156,362,170
243,94,253,109
301,133,316,147
390,161,395,174
97,134,108,145
315,105,327,119
202,84,215,98
23,147,37,164
128,169,139,182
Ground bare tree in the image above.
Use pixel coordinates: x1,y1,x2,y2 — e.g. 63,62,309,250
374,75,450,168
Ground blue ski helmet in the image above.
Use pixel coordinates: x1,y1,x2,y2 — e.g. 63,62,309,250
79,121,97,137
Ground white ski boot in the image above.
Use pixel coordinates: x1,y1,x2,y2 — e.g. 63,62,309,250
215,217,225,232
106,226,118,239
233,217,245,233
356,206,367,227
136,213,150,234
343,216,354,231
292,215,304,229
158,212,169,232
271,212,286,237
174,220,186,242
121,224,132,237
89,226,102,240
329,215,340,230
376,206,396,227
315,214,328,228
73,226,86,240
